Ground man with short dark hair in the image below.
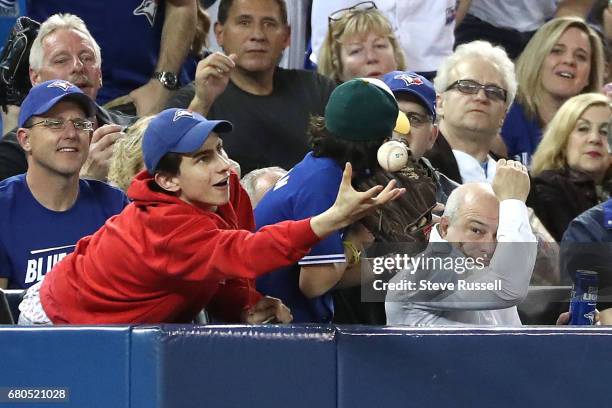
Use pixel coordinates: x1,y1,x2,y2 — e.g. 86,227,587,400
166,0,336,175
0,80,128,290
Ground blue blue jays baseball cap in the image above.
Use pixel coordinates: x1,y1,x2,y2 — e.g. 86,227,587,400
142,108,233,173
18,80,97,128
382,71,436,121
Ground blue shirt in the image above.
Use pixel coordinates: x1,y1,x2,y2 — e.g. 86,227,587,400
0,174,128,288
254,153,346,323
500,102,542,166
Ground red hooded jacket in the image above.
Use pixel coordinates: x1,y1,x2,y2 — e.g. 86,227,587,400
40,171,320,324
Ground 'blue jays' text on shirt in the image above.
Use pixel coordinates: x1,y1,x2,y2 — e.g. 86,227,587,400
254,153,346,323
0,174,129,288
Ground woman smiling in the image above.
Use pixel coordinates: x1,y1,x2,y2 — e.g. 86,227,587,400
528,93,611,241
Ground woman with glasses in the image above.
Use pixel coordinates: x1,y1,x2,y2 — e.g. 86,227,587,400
499,17,605,166
527,93,611,241
317,2,406,83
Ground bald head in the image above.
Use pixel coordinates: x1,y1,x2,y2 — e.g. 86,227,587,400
443,183,498,223
439,183,500,262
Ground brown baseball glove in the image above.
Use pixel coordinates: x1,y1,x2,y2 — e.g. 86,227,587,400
355,155,437,243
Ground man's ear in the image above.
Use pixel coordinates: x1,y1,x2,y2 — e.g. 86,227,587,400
283,25,291,48
439,216,449,239
427,125,439,150
16,128,32,152
436,93,444,119
29,68,40,87
154,172,181,193
214,21,224,48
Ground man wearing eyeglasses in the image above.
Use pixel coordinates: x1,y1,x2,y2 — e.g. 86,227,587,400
425,40,517,185
0,80,128,290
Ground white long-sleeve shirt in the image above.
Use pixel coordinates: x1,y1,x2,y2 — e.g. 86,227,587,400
385,199,537,326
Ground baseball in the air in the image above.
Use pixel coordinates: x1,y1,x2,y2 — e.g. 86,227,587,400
377,140,409,172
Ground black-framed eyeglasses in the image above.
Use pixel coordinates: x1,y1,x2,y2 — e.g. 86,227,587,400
445,79,507,102
405,112,433,128
27,118,94,132
328,1,377,24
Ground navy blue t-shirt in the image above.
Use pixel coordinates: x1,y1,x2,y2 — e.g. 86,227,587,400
0,174,128,288
254,153,346,323
500,101,543,166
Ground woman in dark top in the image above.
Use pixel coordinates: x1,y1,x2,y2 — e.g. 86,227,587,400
528,92,611,241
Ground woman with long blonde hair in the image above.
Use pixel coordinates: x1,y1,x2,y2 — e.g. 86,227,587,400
500,17,605,165
527,93,611,241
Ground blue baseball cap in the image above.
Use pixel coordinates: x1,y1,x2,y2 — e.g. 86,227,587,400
18,80,97,128
382,71,436,121
142,108,233,173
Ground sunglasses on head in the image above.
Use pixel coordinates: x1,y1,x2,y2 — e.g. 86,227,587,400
445,79,507,102
328,1,377,24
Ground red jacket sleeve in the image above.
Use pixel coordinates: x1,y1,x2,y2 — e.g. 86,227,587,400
165,218,320,282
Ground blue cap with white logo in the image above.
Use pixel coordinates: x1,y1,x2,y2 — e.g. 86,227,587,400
18,80,97,128
382,71,436,121
142,108,233,173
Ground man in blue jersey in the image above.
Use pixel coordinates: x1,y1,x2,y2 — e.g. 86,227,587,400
254,78,409,323
0,80,128,289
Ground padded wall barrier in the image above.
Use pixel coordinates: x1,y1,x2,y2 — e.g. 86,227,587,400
2,325,611,407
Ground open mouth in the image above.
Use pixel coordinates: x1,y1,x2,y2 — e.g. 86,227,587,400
556,71,575,79
213,179,228,187
57,147,78,152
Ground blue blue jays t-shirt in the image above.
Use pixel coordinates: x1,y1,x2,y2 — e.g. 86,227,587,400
255,152,346,323
500,101,543,166
0,174,129,288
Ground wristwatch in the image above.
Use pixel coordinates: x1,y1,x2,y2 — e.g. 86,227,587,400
152,71,179,90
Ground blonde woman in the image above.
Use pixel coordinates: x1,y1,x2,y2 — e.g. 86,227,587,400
107,116,153,191
500,17,605,165
317,2,406,83
527,93,611,241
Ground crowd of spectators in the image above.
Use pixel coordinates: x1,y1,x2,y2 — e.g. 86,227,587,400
0,0,611,327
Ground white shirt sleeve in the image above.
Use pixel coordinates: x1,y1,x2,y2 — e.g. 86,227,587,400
414,199,537,310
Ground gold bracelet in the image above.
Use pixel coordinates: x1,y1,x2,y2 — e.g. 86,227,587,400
343,241,361,266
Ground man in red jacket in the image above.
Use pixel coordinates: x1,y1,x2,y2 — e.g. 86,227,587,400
18,108,404,325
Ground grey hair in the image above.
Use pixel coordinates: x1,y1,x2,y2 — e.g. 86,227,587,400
434,40,517,106
443,182,494,224
29,13,102,71
241,166,287,206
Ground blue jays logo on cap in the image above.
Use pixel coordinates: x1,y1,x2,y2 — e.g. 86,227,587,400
142,108,233,173
382,70,436,121
394,73,423,87
173,109,194,122
47,80,73,92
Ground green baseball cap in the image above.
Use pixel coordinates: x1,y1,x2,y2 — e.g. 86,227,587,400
324,78,405,142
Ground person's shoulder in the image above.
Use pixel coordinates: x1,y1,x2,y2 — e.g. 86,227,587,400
79,179,129,206
563,202,609,242
0,174,27,208
0,172,26,189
